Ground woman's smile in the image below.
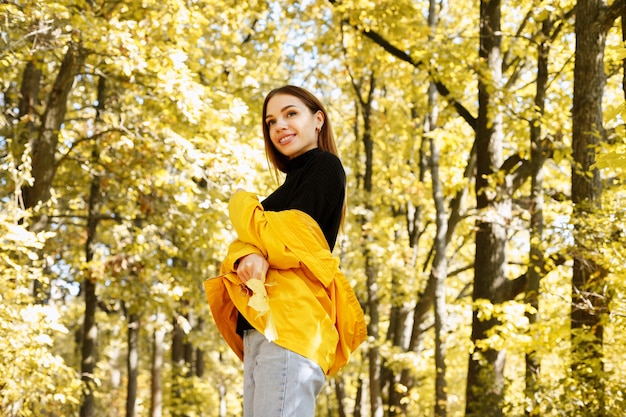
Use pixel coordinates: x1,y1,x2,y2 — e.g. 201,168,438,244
277,133,295,145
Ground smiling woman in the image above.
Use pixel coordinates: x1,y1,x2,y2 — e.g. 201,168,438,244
205,85,366,417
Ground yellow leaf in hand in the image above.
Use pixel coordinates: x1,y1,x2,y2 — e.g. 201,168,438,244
244,278,276,341
246,279,269,315
249,292,270,315
245,278,266,294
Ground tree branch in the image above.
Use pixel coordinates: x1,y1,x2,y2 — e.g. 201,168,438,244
360,27,477,130
601,0,626,33
330,2,478,130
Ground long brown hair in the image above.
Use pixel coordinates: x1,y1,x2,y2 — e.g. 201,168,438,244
262,85,338,175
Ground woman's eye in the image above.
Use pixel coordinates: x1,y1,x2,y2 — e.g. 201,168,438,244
267,120,275,126
286,111,297,118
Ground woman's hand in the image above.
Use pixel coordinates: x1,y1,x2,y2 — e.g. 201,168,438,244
236,253,269,284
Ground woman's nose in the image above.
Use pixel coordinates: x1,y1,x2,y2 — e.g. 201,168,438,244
275,117,287,129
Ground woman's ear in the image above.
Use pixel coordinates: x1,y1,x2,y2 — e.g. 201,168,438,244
315,110,325,130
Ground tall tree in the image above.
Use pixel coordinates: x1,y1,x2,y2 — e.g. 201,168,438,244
351,71,382,417
428,88,449,417
570,0,624,415
524,13,551,416
465,1,509,415
423,2,449,416
79,74,106,417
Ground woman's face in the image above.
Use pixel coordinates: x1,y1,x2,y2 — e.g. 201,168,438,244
264,93,324,159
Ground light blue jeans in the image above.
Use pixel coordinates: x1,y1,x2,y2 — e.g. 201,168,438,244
243,329,325,417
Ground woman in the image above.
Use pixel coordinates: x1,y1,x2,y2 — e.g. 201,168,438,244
205,85,366,417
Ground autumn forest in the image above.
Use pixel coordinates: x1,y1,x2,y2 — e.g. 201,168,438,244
1,0,625,416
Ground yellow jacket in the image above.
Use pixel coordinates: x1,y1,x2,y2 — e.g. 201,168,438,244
204,191,367,375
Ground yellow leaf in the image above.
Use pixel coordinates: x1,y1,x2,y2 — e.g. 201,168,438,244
245,278,266,294
245,278,278,341
248,291,270,315
246,278,270,315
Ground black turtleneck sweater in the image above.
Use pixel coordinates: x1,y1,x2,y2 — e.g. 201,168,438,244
237,148,346,334
261,148,346,251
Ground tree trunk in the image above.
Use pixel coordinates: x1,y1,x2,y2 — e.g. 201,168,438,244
150,322,165,417
22,42,86,210
466,1,509,416
80,268,98,417
424,2,448,415
384,281,412,415
17,60,41,155
217,351,227,417
18,61,47,302
15,59,48,302
348,71,382,417
524,14,551,417
79,74,105,417
430,120,448,417
171,312,187,417
334,376,348,417
361,81,384,417
171,314,184,371
353,377,364,417
570,1,611,414
126,310,140,417
622,1,626,98
195,346,205,378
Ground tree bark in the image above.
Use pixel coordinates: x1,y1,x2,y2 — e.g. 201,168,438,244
570,1,614,414
80,259,98,417
465,1,510,416
150,322,165,417
22,42,86,209
384,284,412,414
17,61,48,302
217,351,227,417
171,313,185,415
126,310,140,417
623,0,626,98
423,2,448,415
17,60,41,150
353,377,364,417
428,90,448,417
524,14,551,417
79,74,105,417
359,76,384,417
333,377,348,417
